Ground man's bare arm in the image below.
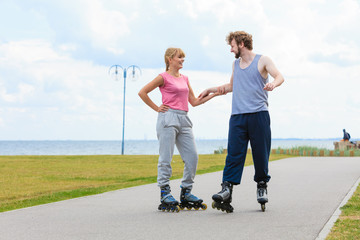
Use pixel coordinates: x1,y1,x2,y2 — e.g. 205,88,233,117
198,61,235,98
262,56,284,91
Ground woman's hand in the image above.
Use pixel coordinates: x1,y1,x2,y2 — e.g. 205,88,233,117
158,104,169,112
198,89,210,99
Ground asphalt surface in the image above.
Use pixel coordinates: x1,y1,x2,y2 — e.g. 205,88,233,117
0,157,359,240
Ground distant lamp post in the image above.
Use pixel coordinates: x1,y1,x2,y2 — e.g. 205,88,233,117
109,65,142,155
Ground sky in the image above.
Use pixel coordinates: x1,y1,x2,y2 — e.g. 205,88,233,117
0,0,359,140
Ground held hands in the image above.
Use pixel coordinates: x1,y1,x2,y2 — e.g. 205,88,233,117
198,89,210,99
212,91,222,97
216,86,227,95
198,87,225,99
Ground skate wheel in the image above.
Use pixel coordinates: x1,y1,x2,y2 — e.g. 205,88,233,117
175,206,180,213
194,206,199,210
166,208,170,212
211,202,216,209
179,205,185,210
158,204,166,211
261,204,266,212
201,203,207,210
186,206,192,210
226,210,232,213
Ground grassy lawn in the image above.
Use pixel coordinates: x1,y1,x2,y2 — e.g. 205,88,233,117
326,183,360,240
1,153,359,239
0,153,291,212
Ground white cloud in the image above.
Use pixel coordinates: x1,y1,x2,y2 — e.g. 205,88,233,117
0,0,359,140
106,47,125,55
58,43,77,52
338,0,360,24
180,0,263,23
181,0,198,19
0,39,63,64
0,90,16,103
201,36,210,46
81,0,132,52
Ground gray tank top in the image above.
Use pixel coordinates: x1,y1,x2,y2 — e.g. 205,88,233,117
232,54,269,114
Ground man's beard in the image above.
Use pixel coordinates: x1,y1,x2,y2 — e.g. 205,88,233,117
235,48,241,59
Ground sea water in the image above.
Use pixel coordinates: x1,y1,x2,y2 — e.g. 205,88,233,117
0,139,345,155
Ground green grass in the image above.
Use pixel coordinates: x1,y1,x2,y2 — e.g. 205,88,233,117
326,183,360,240
1,152,359,239
0,153,292,212
271,146,360,157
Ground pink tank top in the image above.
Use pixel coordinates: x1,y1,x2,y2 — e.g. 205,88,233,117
159,72,189,112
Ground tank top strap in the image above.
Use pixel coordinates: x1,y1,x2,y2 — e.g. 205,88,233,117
253,54,261,68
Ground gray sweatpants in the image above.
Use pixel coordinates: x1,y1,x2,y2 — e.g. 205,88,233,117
156,109,198,189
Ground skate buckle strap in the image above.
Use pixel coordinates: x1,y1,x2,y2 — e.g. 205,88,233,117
219,188,227,194
258,188,265,197
161,193,175,202
186,193,200,201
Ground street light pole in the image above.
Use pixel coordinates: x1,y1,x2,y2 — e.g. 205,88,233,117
109,65,141,155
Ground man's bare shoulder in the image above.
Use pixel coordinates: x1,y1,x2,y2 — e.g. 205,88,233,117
259,55,272,64
259,55,275,69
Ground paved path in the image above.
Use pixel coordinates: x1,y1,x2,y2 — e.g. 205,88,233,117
0,157,359,240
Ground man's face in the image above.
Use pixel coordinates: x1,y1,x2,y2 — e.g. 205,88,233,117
230,39,241,59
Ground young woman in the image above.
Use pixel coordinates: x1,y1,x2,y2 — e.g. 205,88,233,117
138,47,219,212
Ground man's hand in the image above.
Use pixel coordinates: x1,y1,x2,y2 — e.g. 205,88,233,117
217,85,227,95
263,82,275,91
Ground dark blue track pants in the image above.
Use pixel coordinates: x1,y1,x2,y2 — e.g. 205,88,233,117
222,111,271,185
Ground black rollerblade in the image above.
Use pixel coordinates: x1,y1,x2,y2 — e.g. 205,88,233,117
158,185,180,213
212,181,234,213
179,186,207,211
257,181,268,212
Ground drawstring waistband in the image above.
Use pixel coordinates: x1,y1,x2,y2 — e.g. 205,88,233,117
167,108,187,115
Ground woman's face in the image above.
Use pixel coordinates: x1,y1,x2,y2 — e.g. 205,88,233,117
169,52,185,70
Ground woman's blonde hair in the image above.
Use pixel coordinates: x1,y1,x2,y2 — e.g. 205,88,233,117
164,48,185,71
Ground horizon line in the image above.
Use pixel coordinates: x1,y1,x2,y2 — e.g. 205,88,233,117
1,138,357,141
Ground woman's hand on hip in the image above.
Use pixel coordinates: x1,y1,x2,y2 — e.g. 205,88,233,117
158,104,169,112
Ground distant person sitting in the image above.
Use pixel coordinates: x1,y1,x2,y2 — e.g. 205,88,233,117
342,129,350,142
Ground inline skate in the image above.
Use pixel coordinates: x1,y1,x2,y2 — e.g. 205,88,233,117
158,185,180,213
179,186,207,210
257,181,268,212
212,181,234,213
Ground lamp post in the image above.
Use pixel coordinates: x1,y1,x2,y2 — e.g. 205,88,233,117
109,65,141,155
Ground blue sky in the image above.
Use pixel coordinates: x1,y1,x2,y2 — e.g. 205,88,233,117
0,0,359,140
